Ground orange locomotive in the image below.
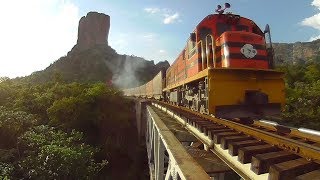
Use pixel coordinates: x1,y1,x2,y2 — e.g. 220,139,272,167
125,3,285,119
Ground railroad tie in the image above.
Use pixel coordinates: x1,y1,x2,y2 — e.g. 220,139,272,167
295,169,320,180
208,128,234,140
238,144,280,164
220,135,253,149
228,140,265,156
202,125,226,136
269,158,320,180
251,151,300,175
195,121,215,132
213,131,242,144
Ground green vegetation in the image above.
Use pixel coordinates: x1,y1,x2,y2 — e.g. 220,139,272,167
0,79,148,179
277,57,320,130
17,125,107,179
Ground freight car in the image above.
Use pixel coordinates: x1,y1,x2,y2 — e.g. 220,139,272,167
123,69,165,100
124,3,285,119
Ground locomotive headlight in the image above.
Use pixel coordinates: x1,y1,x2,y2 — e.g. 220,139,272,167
223,45,230,67
223,45,229,57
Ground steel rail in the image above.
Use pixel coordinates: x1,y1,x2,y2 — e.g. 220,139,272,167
154,100,320,162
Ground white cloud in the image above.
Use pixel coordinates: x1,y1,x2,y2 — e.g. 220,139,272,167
301,0,320,41
144,7,181,25
312,0,320,7
309,34,320,41
109,32,159,54
109,31,174,63
159,49,166,53
143,33,157,41
301,13,320,30
144,8,160,14
0,0,79,78
163,13,180,24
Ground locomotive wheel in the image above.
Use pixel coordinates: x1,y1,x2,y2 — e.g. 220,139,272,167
191,99,197,111
200,104,208,114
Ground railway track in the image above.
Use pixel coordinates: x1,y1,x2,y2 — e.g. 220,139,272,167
151,100,320,180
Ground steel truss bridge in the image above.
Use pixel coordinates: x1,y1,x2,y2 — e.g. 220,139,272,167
134,100,320,180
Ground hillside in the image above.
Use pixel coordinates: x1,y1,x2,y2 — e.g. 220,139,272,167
20,12,169,88
25,45,169,88
273,39,320,64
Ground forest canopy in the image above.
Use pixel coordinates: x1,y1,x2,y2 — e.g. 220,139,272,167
277,57,320,130
0,80,147,179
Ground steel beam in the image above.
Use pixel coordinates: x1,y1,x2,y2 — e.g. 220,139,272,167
146,105,211,180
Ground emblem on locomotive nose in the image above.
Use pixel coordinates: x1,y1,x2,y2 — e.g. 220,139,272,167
240,44,257,58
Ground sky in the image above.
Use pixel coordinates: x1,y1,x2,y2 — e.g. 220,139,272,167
1,0,320,78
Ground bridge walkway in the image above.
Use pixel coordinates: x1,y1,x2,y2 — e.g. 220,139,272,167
145,104,237,180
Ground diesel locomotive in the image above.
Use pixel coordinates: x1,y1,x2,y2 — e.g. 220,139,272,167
123,4,285,119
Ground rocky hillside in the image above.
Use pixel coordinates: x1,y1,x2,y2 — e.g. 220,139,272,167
273,39,320,64
23,12,169,88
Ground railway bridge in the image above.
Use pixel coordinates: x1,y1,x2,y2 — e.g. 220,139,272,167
133,99,320,180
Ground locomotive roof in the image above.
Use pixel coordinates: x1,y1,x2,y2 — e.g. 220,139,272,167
196,13,264,35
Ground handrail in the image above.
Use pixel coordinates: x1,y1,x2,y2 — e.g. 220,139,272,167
205,34,215,68
196,40,205,71
146,106,211,180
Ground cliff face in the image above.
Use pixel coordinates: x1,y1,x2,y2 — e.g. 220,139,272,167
273,39,320,64
71,12,110,53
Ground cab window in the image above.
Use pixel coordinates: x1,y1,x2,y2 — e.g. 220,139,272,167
252,26,263,36
188,39,196,58
217,23,231,36
236,25,249,32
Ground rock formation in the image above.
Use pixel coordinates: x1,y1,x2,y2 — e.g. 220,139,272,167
71,12,110,53
26,11,170,88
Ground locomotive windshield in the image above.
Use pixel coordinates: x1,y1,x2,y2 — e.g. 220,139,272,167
236,25,249,32
217,23,232,36
217,23,251,36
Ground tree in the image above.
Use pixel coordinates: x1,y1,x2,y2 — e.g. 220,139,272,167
0,162,13,179
278,61,320,130
0,77,9,83
305,63,320,82
0,106,38,149
17,125,107,179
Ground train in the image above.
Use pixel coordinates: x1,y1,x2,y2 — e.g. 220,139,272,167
123,4,285,119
